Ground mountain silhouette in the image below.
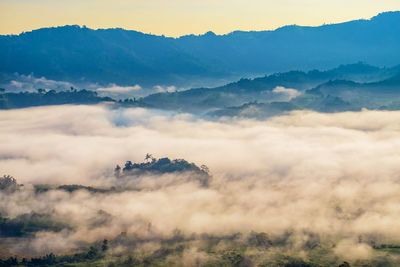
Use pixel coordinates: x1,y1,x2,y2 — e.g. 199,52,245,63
0,11,399,87
140,62,400,112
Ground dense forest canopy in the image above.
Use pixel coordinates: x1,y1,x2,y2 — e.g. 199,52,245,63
116,155,211,186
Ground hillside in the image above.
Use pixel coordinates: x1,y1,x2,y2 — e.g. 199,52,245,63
140,63,400,113
0,12,399,87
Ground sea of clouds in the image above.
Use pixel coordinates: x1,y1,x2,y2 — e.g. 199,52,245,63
1,105,400,260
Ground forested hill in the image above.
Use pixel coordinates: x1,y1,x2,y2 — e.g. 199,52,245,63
2,62,400,116
0,89,148,109
140,63,400,112
1,11,399,86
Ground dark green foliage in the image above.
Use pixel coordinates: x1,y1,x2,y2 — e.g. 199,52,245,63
57,184,112,193
102,239,109,252
28,253,57,266
148,247,175,261
86,246,100,260
0,213,69,237
0,89,113,109
248,232,272,249
260,255,312,267
0,175,21,193
119,156,211,186
2,231,400,266
121,156,209,175
0,216,25,237
222,250,245,266
124,255,141,266
33,184,52,194
0,257,18,267
374,244,400,249
271,231,294,247
0,244,109,266
354,256,396,267
33,184,121,194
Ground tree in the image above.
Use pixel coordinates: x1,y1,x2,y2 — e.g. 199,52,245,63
222,250,244,267
114,165,121,178
0,175,20,193
102,239,109,252
145,153,154,162
124,161,133,170
200,165,210,174
248,231,272,248
86,246,99,259
45,253,56,264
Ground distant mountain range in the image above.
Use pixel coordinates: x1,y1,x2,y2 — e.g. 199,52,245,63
208,72,400,118
2,62,400,119
1,11,400,87
140,62,400,113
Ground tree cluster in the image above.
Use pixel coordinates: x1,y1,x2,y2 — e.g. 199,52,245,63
115,154,211,186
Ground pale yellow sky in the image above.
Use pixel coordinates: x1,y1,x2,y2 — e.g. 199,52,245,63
0,0,399,36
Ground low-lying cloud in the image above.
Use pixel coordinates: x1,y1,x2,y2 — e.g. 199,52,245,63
3,74,75,92
96,84,142,93
272,86,301,100
1,105,400,259
154,85,177,93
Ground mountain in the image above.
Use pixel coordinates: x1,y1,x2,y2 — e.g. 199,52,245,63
207,74,400,119
0,89,114,109
209,101,303,119
299,77,400,109
1,63,400,118
140,63,400,113
0,11,400,87
208,96,357,119
177,11,400,74
0,26,222,87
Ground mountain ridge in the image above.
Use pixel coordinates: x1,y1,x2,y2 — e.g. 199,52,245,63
4,11,399,38
1,11,399,87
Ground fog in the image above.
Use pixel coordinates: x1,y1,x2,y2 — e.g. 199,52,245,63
0,73,168,98
1,105,400,260
272,86,302,100
1,74,75,92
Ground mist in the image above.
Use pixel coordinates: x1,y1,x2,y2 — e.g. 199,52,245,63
1,105,400,262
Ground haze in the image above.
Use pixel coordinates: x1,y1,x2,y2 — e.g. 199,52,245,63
2,105,400,261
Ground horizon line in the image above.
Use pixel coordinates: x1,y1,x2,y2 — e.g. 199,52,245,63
2,10,399,38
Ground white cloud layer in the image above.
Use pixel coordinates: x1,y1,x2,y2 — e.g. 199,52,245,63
272,86,302,100
154,85,177,93
1,106,400,257
96,84,142,93
5,74,74,92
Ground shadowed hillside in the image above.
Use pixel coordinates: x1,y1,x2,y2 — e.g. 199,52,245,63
1,12,399,87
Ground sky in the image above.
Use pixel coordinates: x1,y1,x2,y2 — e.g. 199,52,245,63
0,0,400,36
